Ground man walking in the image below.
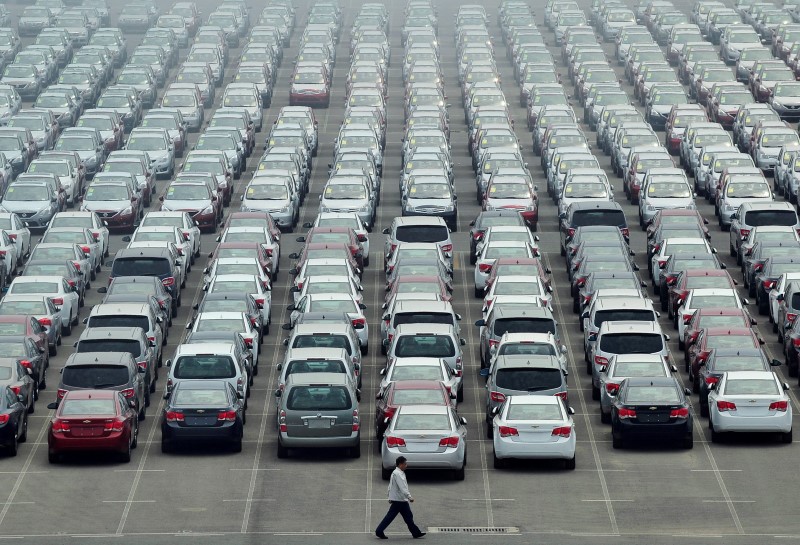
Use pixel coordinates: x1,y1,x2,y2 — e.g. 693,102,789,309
375,456,426,539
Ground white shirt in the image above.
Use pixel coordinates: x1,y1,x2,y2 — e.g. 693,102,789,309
387,467,412,502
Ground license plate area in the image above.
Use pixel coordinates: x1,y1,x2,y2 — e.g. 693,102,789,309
637,414,669,424
185,416,217,426
72,427,102,437
307,419,332,429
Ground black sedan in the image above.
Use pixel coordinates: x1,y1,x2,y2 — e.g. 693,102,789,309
160,379,245,453
0,385,27,456
611,376,693,449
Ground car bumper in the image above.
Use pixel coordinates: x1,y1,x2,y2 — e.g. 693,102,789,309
614,419,692,440
381,446,464,470
711,410,792,433
279,431,360,449
162,422,242,442
493,434,576,460
49,432,129,453
289,93,329,106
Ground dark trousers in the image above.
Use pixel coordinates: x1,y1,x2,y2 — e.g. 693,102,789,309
376,501,423,536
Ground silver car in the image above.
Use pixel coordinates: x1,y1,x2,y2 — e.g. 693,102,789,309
380,404,467,480
319,178,375,229
241,177,297,230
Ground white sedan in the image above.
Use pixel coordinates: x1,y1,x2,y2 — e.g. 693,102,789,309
6,276,79,336
0,212,30,262
140,211,201,263
49,211,110,259
709,371,792,443
492,395,576,469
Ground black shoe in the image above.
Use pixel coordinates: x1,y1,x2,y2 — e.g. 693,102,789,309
414,533,426,539
375,532,388,539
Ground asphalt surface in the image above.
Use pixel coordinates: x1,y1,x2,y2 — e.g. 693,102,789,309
1,0,799,543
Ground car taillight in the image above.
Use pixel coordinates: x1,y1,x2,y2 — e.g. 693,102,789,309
242,336,253,347
120,388,135,399
92,232,100,241
620,228,629,238
255,298,265,308
18,360,31,369
439,436,459,447
594,355,608,367
105,419,125,432
295,281,303,291
441,244,453,253
182,231,190,241
770,400,789,411
9,385,20,396
67,280,76,288
279,410,287,432
38,318,51,327
605,383,619,394
162,277,175,287
618,408,636,419
473,231,484,240
552,426,572,437
716,400,736,411
683,314,694,324
352,409,360,432
567,227,576,237
390,243,397,254
80,245,91,255
51,297,63,306
7,233,16,240
763,280,776,290
705,376,719,387
383,406,396,420
176,247,184,256
147,336,155,344
265,247,274,257
576,277,587,287
351,317,366,329
57,388,67,399
165,411,184,422
658,259,668,269
490,391,506,402
740,228,750,238
72,261,80,271
488,339,499,348
498,425,518,437
753,263,764,272
137,361,147,372
386,436,406,447
357,233,367,242
478,263,492,273
652,243,661,253
789,313,798,322
670,407,689,418
51,420,69,432
218,410,237,421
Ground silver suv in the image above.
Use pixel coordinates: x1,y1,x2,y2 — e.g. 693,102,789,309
382,216,453,267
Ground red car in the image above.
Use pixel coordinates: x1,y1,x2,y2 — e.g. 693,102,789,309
385,275,453,303
46,390,138,463
224,212,282,244
665,269,736,319
207,242,274,278
0,315,49,361
646,208,709,237
375,380,454,440
289,64,331,107
686,326,763,378
664,106,708,155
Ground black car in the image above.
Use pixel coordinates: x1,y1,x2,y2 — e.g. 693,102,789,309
697,348,780,416
160,379,245,453
108,247,183,306
97,275,174,322
611,376,693,449
559,201,629,255
192,292,264,336
468,211,527,264
0,385,27,456
0,336,46,391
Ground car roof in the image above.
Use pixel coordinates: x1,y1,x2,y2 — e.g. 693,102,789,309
65,351,133,365
78,326,146,339
599,321,661,333
394,216,449,227
285,372,350,386
174,343,237,355
90,303,151,315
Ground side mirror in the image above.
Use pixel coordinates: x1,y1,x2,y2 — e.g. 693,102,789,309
274,389,282,397
491,406,500,416
47,402,58,410
474,319,485,327
382,227,390,234
286,304,295,311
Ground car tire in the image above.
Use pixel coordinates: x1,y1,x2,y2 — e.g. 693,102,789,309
350,443,361,459
591,385,600,400
49,343,56,357
565,455,576,470
138,404,145,421
119,439,132,463
131,423,138,449
231,439,242,453
782,429,793,443
710,425,722,443
454,458,466,481
493,451,505,469
600,411,611,424
611,432,623,449
457,386,464,403
277,441,288,459
381,466,392,480
48,451,60,463
161,438,171,453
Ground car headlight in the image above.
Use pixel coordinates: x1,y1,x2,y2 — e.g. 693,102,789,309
121,207,132,215
200,206,214,215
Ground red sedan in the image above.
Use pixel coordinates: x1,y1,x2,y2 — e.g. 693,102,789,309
484,257,551,293
374,380,454,440
0,315,49,362
686,326,763,379
665,269,737,320
47,390,138,463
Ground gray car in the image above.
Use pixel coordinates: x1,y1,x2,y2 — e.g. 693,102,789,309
0,182,59,232
275,372,361,458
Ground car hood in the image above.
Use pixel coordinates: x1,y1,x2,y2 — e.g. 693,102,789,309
645,197,695,208
485,197,534,209
406,197,453,207
1,77,36,86
162,198,210,210
244,197,291,211
82,199,129,211
2,200,50,213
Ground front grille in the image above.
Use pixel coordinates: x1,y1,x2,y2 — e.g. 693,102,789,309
17,212,34,219
97,211,117,218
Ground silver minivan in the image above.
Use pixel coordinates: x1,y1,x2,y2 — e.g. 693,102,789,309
166,342,250,405
277,347,358,392
275,373,361,459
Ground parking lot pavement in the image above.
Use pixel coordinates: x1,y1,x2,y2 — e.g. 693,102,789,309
2,0,800,541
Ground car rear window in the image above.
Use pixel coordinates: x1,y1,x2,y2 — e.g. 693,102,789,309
394,312,453,327
599,333,664,354
594,309,655,327
506,404,562,420
572,209,626,227
723,378,779,395
87,315,149,331
286,359,346,376
0,323,26,335
174,389,229,406
496,368,562,391
493,318,556,336
743,209,798,227
698,315,745,328
61,399,116,415
497,343,556,356
392,389,444,405
77,339,141,357
390,364,444,381
112,257,171,277
62,365,129,388
714,356,766,371
613,361,666,376
286,385,351,410
394,225,449,243
173,355,236,379
625,385,680,404
292,334,351,354
394,335,455,357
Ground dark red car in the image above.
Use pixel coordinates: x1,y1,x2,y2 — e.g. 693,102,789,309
374,380,454,439
46,389,138,463
0,315,48,361
664,106,708,155
207,242,274,278
646,208,709,237
665,269,737,319
296,227,364,270
224,212,282,244
686,326,763,378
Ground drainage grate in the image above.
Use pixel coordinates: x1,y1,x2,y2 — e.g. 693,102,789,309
428,527,519,534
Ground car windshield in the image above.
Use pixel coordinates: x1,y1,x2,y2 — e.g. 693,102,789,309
61,398,117,415
594,310,655,326
304,264,348,277
726,182,771,198
56,135,95,151
215,264,259,276
162,93,195,107
572,209,625,227
308,299,356,313
6,181,52,202
9,117,46,131
85,184,128,201
564,182,607,198
494,281,541,296
183,160,222,175
599,333,663,353
708,333,756,349
294,71,325,84
490,183,529,198
59,72,90,85
223,94,256,107
286,386,351,410
62,365,129,388
324,184,366,199
165,184,206,200
97,95,129,108
653,93,687,105
111,257,169,277
286,358,346,376
77,339,141,357
292,335,350,352
494,318,556,336
104,160,143,175
3,65,34,78
141,117,176,130
724,378,779,395
108,282,155,295
394,335,455,357
173,355,236,379
134,231,174,243
762,132,800,147
196,135,233,150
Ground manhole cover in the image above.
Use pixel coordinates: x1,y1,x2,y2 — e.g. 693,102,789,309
428,527,519,534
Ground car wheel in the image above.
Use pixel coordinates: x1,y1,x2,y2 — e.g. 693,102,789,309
231,439,242,453
131,423,138,448
782,429,793,443
350,442,361,458
492,450,505,469
700,401,709,417
161,438,171,453
276,440,288,459
600,411,611,424
48,450,60,463
565,455,576,470
119,438,132,463
611,431,623,449
61,321,71,337
454,462,466,481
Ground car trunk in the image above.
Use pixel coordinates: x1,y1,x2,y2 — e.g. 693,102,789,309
285,385,353,438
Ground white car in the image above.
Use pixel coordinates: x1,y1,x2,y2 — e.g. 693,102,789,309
292,274,363,306
204,274,271,331
768,271,800,327
40,226,101,277
473,241,535,296
6,275,79,336
48,211,109,259
140,211,201,264
203,258,269,288
185,312,260,369
708,371,792,443
484,275,553,311
217,226,280,274
677,288,747,344
0,228,17,281
492,395,576,469
289,293,368,352
378,356,460,397
0,212,30,261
